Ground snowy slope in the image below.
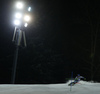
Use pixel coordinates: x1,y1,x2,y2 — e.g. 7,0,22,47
0,81,100,94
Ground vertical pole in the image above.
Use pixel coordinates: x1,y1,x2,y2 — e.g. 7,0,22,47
11,29,21,84
12,27,17,42
70,71,73,91
23,31,27,47
11,44,19,84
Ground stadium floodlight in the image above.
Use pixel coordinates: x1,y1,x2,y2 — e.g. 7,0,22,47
16,2,24,9
15,12,22,19
14,20,20,25
28,7,31,11
12,1,32,84
24,15,30,22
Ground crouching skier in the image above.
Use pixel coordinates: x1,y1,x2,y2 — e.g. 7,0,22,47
68,74,86,86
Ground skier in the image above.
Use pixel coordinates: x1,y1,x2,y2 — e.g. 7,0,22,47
68,74,86,86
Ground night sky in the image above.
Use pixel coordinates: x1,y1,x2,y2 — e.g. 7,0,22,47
0,0,100,84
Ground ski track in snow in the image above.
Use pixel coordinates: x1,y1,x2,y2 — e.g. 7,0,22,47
0,81,100,94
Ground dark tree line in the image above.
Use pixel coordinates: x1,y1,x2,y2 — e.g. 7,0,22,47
67,0,100,81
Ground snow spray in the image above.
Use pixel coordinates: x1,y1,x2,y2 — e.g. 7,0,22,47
70,71,73,91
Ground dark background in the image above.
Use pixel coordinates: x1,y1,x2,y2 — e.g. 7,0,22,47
0,0,100,84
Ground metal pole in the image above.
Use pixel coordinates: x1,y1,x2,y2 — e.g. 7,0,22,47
11,44,19,84
11,29,22,84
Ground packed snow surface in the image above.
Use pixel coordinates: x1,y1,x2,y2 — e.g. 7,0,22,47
0,81,100,94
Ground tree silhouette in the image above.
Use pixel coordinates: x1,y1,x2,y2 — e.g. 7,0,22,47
70,0,100,81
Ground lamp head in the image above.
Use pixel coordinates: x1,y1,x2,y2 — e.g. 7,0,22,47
16,2,24,9
24,15,30,22
28,7,31,11
14,20,21,26
24,23,28,27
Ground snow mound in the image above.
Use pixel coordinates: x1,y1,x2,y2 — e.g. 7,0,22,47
67,80,100,85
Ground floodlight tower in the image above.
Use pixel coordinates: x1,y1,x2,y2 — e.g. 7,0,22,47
11,1,31,84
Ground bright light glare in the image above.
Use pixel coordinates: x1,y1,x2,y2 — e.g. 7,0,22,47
14,20,20,25
15,13,22,19
28,7,31,11
24,15,30,22
24,23,28,27
16,2,23,9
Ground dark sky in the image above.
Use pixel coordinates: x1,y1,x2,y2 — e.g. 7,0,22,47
0,0,100,84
